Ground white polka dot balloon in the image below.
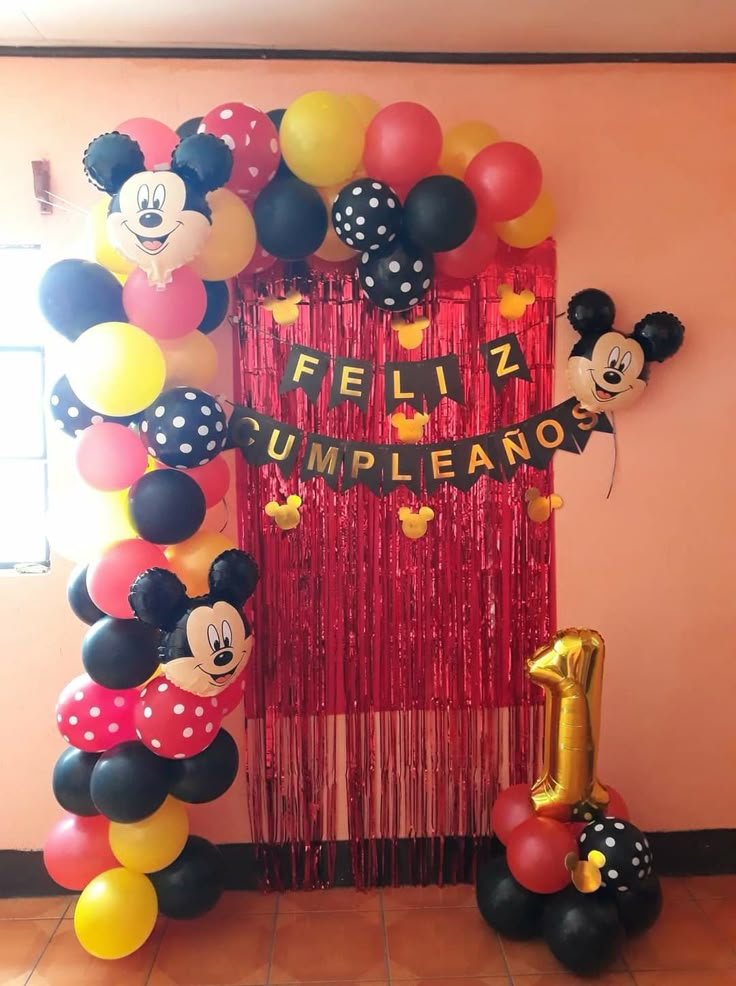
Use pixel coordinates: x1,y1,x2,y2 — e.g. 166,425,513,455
578,816,653,893
55,673,138,752
331,178,402,252
198,102,280,201
49,374,137,439
140,386,227,469
358,238,435,312
134,677,224,759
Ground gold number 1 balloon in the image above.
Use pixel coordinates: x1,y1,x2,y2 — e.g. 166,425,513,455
527,628,609,818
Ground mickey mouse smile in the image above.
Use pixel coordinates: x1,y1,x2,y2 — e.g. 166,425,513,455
589,370,632,402
123,221,182,256
198,655,244,687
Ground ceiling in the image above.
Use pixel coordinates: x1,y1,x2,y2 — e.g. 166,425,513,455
1,0,735,53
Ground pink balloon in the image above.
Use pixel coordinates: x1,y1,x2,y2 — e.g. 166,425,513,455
56,673,138,752
491,783,535,846
87,539,169,619
75,422,148,491
135,678,223,759
364,103,442,188
465,142,543,223
200,103,280,200
435,223,498,281
44,814,117,890
242,244,276,277
154,455,230,509
116,117,179,171
123,266,207,340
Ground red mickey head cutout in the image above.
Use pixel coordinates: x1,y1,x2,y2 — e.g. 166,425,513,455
134,677,224,759
199,103,280,202
56,673,138,752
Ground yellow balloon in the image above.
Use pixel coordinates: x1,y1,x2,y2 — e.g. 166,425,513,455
90,196,135,276
344,93,379,129
166,530,236,596
495,191,555,249
439,121,500,179
110,797,189,874
280,91,364,187
159,331,219,390
47,486,135,563
112,272,128,286
314,185,358,262
74,867,157,960
191,189,256,281
67,322,165,417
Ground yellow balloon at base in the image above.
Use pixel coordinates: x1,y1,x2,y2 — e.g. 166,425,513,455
90,196,135,276
47,486,135,563
74,867,157,960
344,93,379,129
314,185,358,262
159,331,219,390
68,322,166,417
166,530,236,596
281,91,364,187
495,191,556,249
191,189,256,281
110,797,189,874
440,121,500,179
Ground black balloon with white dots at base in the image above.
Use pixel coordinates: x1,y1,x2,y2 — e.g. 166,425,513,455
49,374,138,438
358,238,435,313
140,387,227,470
332,178,402,252
578,816,653,894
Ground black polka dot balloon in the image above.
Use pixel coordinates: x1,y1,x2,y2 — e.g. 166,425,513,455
140,388,227,469
332,179,402,252
358,238,435,312
49,374,137,438
578,817,653,894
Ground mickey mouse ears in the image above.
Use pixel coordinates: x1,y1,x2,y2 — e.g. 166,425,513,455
567,288,616,334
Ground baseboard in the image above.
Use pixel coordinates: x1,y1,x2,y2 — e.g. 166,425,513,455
3,831,735,897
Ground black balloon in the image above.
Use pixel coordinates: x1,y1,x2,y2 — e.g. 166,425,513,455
67,564,104,625
253,177,327,259
578,817,652,893
266,109,293,178
632,311,685,362
49,374,137,438
359,238,434,312
39,259,126,342
170,729,239,804
567,288,616,333
332,179,402,252
128,469,206,545
198,280,230,335
176,117,203,140
140,387,227,469
150,835,225,919
82,616,161,690
476,855,545,940
52,747,100,816
615,873,662,936
91,741,171,823
403,175,476,253
543,886,623,977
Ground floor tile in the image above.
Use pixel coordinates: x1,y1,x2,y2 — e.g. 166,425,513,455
382,884,475,909
696,896,736,948
623,897,735,971
385,907,507,979
513,975,633,985
501,936,625,976
28,920,161,985
685,874,736,899
0,919,57,986
400,980,508,985
270,910,386,982
279,888,379,912
633,973,736,985
0,896,71,920
659,877,692,902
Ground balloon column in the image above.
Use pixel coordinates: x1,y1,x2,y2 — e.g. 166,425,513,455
477,629,662,977
42,119,261,960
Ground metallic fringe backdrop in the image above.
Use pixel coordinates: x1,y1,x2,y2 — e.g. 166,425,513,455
234,242,556,889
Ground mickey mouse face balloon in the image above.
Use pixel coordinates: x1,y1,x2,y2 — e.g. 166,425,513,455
129,549,259,697
84,131,233,287
566,288,685,413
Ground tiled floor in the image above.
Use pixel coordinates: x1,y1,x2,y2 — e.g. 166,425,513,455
2,876,736,985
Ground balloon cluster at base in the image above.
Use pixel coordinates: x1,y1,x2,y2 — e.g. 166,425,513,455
476,629,662,977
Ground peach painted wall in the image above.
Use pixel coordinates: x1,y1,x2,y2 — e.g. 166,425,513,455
1,57,734,850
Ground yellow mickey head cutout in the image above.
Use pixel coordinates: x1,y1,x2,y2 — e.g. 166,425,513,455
497,284,535,321
391,315,430,351
264,494,302,531
398,506,434,540
261,290,303,326
525,487,564,524
391,411,430,444
565,849,606,894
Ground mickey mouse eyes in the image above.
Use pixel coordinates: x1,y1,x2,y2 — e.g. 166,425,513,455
137,184,150,211
222,620,232,648
207,621,234,651
620,351,632,373
152,183,166,210
607,346,621,368
207,624,220,652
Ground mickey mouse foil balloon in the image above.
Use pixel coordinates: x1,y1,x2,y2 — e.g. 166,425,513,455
566,288,685,413
83,131,233,287
129,549,258,697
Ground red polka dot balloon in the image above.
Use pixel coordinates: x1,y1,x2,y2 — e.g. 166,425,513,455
199,103,280,202
135,677,224,759
56,673,138,752
219,675,247,717
242,243,277,277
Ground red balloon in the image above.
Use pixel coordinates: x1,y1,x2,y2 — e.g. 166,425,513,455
123,265,207,340
465,142,543,223
363,102,442,188
605,785,630,820
242,244,277,277
87,539,169,619
116,117,179,171
507,816,576,894
44,813,117,890
219,674,247,717
491,783,535,846
75,422,148,492
435,223,498,280
154,456,230,509
135,678,223,759
56,673,138,752
200,102,280,200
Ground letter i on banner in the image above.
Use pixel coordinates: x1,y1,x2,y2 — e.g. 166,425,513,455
279,344,331,402
422,355,465,411
480,333,532,393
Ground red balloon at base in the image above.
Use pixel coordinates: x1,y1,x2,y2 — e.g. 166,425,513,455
44,814,116,890
507,816,576,894
491,783,535,846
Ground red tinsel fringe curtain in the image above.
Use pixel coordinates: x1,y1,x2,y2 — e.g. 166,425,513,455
233,242,556,889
